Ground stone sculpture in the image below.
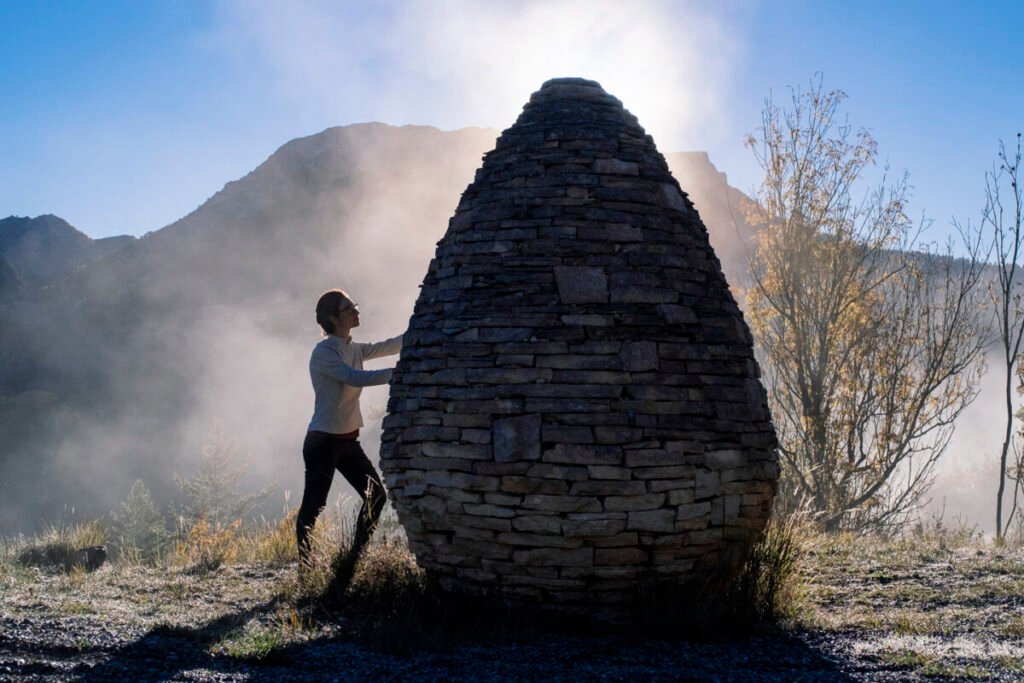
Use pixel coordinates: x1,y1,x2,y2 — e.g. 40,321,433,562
381,77,778,608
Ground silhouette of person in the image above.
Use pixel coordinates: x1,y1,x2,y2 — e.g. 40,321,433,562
296,289,402,575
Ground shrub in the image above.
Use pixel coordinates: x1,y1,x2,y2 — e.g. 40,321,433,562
910,503,981,552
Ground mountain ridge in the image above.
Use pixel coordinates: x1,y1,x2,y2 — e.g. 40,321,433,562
0,214,137,293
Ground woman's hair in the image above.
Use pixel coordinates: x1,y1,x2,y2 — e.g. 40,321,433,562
315,289,353,335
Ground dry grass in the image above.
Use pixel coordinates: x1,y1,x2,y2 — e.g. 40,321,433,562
172,517,242,573
4,504,1024,678
172,508,301,571
730,511,807,621
11,519,106,573
0,504,809,654
801,526,1024,679
245,509,300,564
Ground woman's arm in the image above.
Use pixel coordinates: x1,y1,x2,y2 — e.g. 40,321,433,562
359,333,404,361
312,346,393,386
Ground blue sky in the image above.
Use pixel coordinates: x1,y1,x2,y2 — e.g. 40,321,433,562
2,0,1021,241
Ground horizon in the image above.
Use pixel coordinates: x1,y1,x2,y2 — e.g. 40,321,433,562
2,1,1022,242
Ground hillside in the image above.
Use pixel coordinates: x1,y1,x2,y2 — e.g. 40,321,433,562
0,256,24,299
0,215,136,292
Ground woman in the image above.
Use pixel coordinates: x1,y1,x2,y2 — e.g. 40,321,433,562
296,289,403,571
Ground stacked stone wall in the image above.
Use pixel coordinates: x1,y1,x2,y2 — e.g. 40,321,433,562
381,78,778,608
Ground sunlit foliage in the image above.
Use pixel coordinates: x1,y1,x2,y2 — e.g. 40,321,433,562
746,77,987,532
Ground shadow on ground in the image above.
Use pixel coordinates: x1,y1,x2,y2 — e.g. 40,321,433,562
67,598,855,682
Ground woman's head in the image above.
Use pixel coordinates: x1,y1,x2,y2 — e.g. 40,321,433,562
315,289,360,335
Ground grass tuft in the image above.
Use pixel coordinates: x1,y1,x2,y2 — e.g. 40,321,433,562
1001,618,1024,637
730,511,806,621
627,514,806,638
245,509,299,565
212,626,285,663
15,520,106,573
876,648,933,668
173,516,240,574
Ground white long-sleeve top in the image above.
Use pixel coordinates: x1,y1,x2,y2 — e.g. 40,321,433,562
307,333,403,434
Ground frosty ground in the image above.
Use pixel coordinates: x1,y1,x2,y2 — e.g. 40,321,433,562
2,526,1023,682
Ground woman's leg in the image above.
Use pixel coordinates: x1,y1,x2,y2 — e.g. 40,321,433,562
295,432,337,569
335,440,387,557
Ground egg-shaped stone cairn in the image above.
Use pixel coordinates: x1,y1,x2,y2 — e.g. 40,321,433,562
381,77,778,608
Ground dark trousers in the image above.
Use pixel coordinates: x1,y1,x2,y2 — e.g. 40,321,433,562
296,431,387,568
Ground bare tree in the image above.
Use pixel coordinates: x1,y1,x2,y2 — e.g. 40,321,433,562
746,77,988,532
1005,424,1024,538
985,134,1024,540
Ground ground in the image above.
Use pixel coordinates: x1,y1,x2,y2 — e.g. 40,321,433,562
1,532,1023,681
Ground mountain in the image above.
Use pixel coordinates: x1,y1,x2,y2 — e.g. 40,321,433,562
0,123,756,533
664,151,756,286
0,215,137,293
51,127,752,317
0,256,25,299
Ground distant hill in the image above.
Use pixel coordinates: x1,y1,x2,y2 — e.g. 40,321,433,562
0,123,756,533
0,256,25,299
0,215,136,293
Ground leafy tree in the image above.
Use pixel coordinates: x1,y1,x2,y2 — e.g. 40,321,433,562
745,77,987,532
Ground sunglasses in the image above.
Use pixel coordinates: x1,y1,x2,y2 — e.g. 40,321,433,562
338,302,360,314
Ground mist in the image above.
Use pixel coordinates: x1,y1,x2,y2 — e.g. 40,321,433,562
0,106,767,535
0,124,494,532
4,0,749,537
212,0,740,155
928,350,1008,532
1,1,1015,538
